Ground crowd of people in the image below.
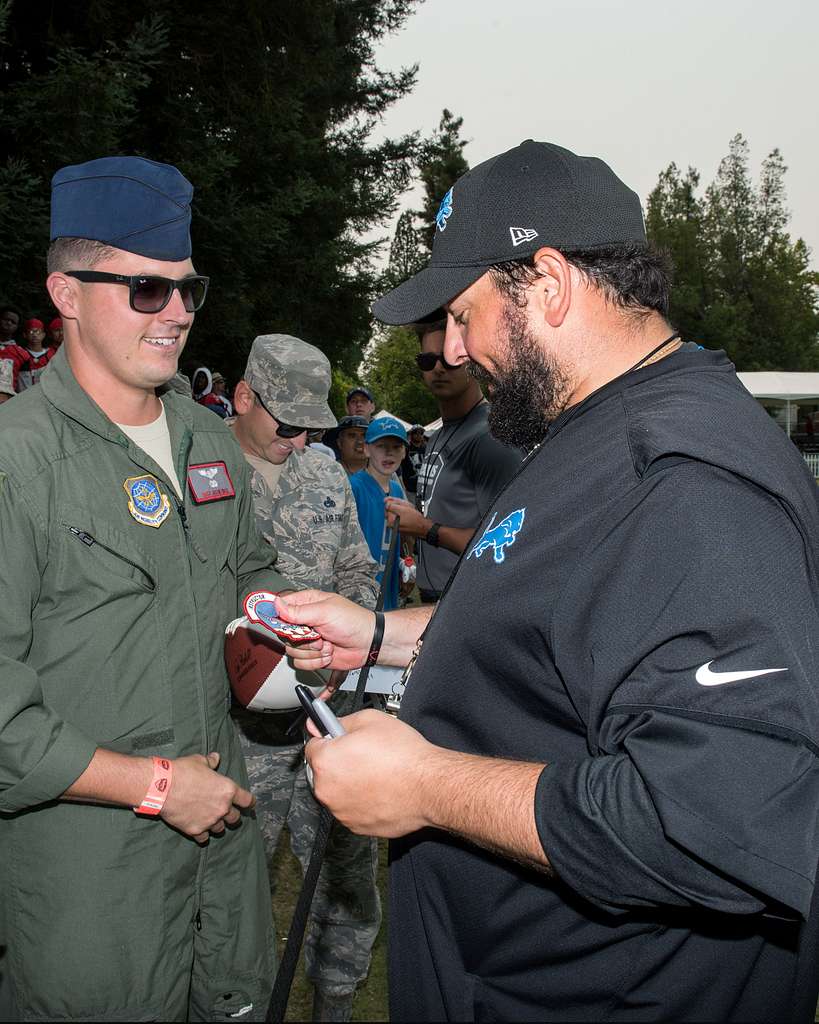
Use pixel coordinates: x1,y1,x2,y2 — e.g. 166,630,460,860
0,308,63,398
2,142,819,1024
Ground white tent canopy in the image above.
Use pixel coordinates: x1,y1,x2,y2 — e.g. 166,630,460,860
372,409,412,430
737,372,819,400
737,372,819,438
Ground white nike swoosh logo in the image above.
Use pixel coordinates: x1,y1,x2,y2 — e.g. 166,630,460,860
695,661,788,686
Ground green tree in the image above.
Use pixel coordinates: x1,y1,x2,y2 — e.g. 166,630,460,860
646,134,819,370
363,325,438,423
0,0,422,371
415,108,469,253
384,209,426,290
645,163,709,341
329,365,357,421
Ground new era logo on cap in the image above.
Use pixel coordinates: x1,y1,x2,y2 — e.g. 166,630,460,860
509,226,539,247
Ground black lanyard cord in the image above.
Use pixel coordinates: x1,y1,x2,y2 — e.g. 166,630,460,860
265,517,401,1022
416,397,484,582
417,397,484,516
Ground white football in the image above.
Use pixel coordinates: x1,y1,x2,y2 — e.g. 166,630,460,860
224,616,327,711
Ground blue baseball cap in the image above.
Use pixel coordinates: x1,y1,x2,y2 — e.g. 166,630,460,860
365,416,408,444
50,156,193,261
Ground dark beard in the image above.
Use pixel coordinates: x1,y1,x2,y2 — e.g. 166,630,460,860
468,304,573,450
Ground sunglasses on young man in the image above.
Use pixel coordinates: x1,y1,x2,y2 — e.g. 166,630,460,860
65,271,209,314
415,351,460,372
252,391,308,438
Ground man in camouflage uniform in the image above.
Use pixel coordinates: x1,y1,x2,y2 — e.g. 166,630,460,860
228,334,381,1023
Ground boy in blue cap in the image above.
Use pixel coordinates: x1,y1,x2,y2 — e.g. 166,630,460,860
0,156,289,1020
349,416,408,610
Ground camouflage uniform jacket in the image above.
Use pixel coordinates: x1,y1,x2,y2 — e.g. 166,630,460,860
250,446,379,610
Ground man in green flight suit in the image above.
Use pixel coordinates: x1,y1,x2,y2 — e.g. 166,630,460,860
0,157,289,1021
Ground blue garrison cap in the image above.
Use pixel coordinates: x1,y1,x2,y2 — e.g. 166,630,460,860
50,156,193,261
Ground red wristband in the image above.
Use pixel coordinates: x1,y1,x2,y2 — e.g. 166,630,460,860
133,756,173,816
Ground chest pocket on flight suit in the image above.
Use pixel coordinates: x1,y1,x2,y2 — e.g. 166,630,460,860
186,497,238,613
49,506,172,749
185,493,240,715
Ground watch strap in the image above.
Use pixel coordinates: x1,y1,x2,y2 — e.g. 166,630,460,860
425,522,441,548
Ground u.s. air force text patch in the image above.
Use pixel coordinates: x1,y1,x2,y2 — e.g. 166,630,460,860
123,474,171,528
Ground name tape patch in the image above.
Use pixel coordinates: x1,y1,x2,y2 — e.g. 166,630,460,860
187,461,236,504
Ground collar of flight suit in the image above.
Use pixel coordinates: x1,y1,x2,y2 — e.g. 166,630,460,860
40,344,196,487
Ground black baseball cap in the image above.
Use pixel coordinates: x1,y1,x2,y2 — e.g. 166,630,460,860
373,140,646,326
346,385,374,403
337,415,369,432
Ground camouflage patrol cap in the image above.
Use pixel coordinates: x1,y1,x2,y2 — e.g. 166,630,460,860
244,334,336,429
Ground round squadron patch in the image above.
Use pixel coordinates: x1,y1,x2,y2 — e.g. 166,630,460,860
243,590,321,644
123,474,171,528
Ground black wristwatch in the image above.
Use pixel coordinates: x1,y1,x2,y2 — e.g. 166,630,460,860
424,522,441,547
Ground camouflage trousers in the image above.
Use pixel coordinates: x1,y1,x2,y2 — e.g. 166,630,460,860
233,694,381,998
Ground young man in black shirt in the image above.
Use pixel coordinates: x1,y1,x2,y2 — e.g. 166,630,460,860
387,318,521,602
398,424,425,498
278,141,819,1023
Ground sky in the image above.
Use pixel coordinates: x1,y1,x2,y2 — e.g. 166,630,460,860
369,0,819,268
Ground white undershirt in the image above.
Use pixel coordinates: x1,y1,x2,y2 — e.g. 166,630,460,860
116,400,183,500
244,451,285,494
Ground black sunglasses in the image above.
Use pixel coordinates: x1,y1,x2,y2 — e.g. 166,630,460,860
65,271,209,314
415,351,460,372
252,391,308,438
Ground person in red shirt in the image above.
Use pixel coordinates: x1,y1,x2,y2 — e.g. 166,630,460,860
18,318,58,389
192,365,230,418
47,317,63,348
0,306,30,392
210,371,233,416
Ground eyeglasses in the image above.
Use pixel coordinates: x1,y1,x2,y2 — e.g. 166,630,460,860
252,391,307,438
415,351,460,372
65,271,209,314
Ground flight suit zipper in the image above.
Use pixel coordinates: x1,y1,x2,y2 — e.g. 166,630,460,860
120,420,222,942
193,842,208,934
172,491,211,938
175,498,208,564
171,496,211,748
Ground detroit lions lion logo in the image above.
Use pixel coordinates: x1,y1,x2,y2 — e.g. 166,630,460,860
436,187,454,232
467,508,526,565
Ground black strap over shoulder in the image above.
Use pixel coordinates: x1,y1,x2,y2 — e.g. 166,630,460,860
266,517,401,1022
